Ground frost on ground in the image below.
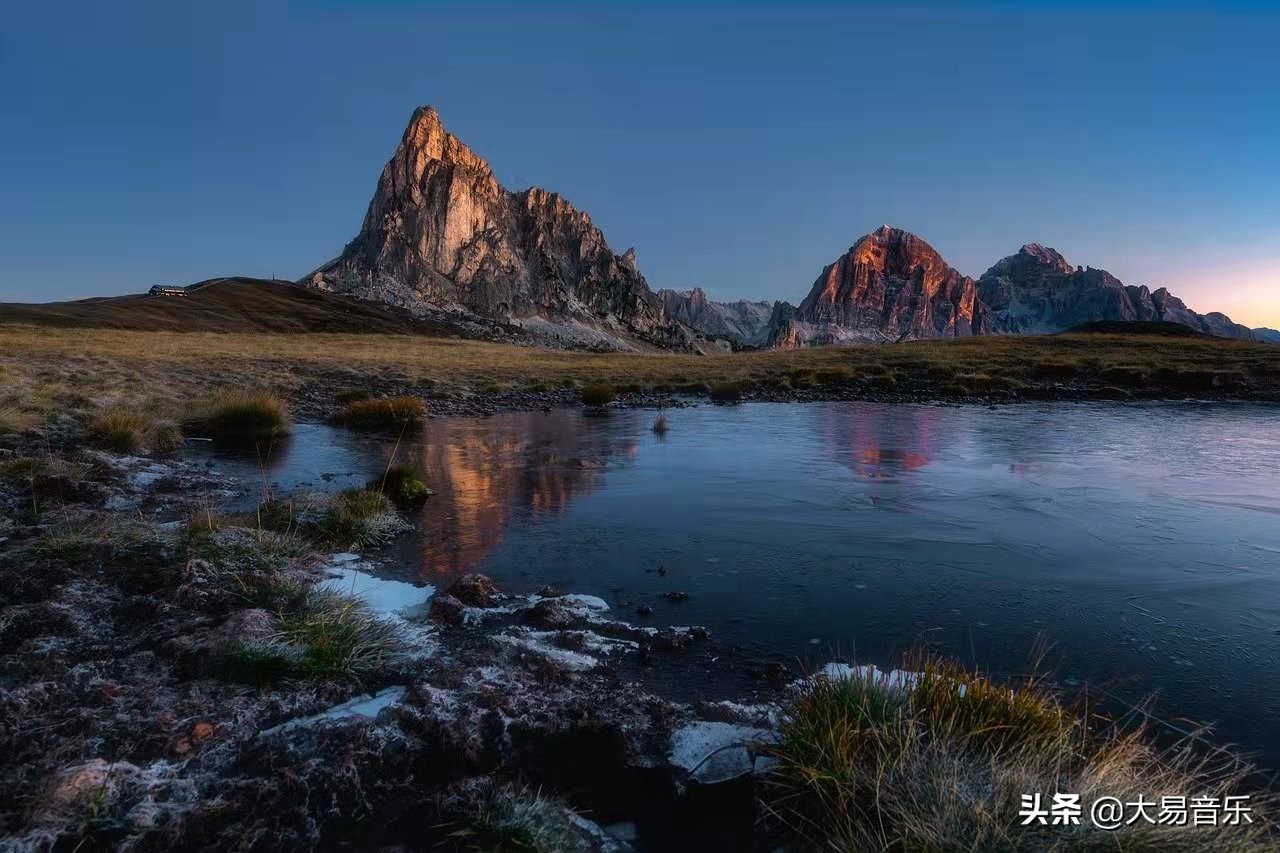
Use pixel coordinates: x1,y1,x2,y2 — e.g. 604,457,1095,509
0,429,795,851
668,721,778,785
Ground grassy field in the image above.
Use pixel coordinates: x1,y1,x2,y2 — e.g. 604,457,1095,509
1,325,1278,428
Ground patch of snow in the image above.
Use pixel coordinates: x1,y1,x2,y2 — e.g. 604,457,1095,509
493,631,603,672
260,686,406,736
321,562,434,618
668,721,778,785
525,629,637,656
569,814,630,852
556,593,610,613
818,662,921,692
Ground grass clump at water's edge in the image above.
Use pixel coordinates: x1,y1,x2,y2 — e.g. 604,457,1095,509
88,405,183,453
312,488,403,550
278,589,399,679
370,464,431,507
763,654,1277,851
708,379,752,403
341,396,427,429
195,389,290,441
580,384,617,407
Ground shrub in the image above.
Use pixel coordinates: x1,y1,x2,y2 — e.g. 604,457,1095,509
279,592,398,679
814,366,854,385
580,384,617,407
955,373,1023,394
89,407,183,453
867,372,899,392
220,641,296,686
335,388,372,404
651,414,669,435
254,497,303,533
925,364,958,382
674,381,710,395
371,464,431,507
185,523,307,575
341,396,427,429
906,658,1074,757
453,786,578,853
763,656,1276,851
201,390,290,440
1030,359,1079,380
1100,366,1148,388
233,573,310,612
708,379,751,404
0,407,41,436
313,488,403,549
789,369,817,389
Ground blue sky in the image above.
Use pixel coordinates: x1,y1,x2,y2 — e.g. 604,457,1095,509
3,1,1278,327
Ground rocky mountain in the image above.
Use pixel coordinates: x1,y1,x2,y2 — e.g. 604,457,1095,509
766,226,991,346
303,106,696,351
977,244,1258,341
1254,327,1280,344
760,227,1265,348
657,287,774,346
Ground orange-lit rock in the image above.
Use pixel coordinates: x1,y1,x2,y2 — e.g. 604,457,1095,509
303,106,698,351
771,226,992,346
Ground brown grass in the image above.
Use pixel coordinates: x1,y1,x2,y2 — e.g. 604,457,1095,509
88,406,183,453
0,327,1277,415
765,654,1277,851
341,395,427,428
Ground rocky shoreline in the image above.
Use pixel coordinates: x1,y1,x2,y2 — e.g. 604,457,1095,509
4,399,1277,851
0,416,798,851
291,373,1280,426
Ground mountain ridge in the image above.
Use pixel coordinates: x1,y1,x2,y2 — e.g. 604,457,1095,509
302,106,699,352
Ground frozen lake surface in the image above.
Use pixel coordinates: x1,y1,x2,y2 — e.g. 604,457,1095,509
197,400,1280,768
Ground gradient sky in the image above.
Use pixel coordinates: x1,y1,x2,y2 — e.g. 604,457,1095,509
3,1,1278,327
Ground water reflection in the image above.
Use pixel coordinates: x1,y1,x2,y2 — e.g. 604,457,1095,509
192,401,1280,769
819,403,936,477
404,412,637,575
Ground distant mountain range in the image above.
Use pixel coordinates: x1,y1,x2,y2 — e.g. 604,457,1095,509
291,106,1275,349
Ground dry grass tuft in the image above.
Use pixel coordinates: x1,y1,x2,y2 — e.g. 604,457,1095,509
341,396,427,429
88,406,183,453
580,383,617,407
197,390,290,440
764,655,1276,851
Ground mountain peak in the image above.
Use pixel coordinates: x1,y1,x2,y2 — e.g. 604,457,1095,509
1018,242,1072,273
398,105,491,176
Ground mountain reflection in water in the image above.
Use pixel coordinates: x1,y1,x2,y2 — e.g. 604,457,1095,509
194,401,1280,769
403,413,637,575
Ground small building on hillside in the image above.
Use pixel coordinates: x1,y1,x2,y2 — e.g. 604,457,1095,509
149,285,188,297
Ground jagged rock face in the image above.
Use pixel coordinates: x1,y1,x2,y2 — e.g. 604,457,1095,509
657,287,774,345
304,106,694,351
763,302,804,349
1254,327,1280,344
977,245,1257,340
789,226,990,344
